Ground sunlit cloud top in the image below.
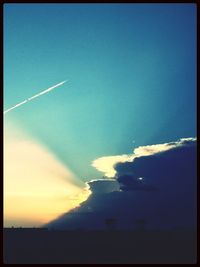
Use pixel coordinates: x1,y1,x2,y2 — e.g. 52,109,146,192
92,137,197,178
92,155,134,177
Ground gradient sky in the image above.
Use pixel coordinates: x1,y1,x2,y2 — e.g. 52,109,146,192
4,3,196,226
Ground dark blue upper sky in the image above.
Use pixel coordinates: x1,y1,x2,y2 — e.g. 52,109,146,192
4,3,196,181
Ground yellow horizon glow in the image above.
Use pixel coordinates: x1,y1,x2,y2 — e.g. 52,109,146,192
4,122,90,227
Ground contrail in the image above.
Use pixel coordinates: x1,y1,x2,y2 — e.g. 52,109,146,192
4,80,67,115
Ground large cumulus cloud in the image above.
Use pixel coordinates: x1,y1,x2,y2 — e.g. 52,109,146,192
116,137,197,192
46,137,197,231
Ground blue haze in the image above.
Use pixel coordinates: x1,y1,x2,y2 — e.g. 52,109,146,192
4,3,196,181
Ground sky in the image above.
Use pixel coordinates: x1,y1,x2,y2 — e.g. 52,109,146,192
4,3,196,227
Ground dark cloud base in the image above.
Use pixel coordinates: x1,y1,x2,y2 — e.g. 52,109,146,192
46,138,197,231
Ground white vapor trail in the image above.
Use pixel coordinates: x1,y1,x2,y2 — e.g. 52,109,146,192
4,80,67,115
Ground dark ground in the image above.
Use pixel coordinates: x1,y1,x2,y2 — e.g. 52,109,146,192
3,228,196,264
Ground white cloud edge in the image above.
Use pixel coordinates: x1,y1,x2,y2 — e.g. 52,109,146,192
91,137,197,178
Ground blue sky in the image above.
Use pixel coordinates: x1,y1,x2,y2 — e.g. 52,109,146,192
4,3,196,182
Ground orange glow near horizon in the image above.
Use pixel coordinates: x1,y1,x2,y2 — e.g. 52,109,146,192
4,122,90,227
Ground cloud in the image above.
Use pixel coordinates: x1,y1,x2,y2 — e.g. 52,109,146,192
117,175,158,191
92,137,196,179
91,155,134,177
133,142,175,156
115,137,197,191
46,137,197,230
87,179,120,194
